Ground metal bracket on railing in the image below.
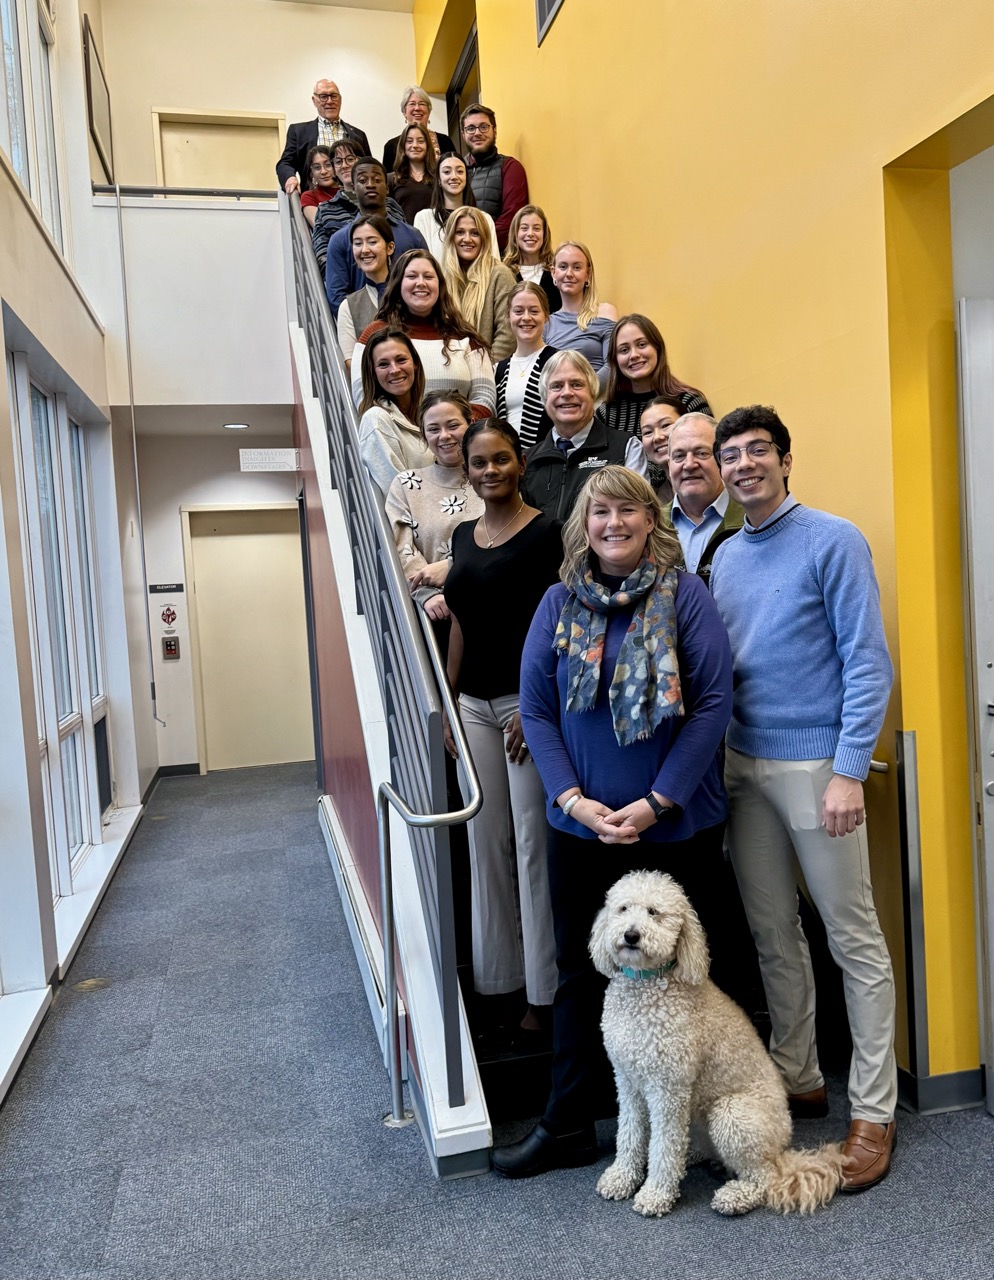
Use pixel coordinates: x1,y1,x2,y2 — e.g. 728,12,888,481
378,679,482,1127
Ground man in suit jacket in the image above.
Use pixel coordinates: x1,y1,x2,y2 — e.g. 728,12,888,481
277,80,371,194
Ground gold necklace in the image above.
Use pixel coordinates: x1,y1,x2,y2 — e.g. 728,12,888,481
483,500,524,547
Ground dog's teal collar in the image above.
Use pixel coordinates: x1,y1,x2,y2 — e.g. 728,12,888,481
619,959,677,981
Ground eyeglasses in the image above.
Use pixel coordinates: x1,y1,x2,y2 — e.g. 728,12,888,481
463,123,492,134
716,439,782,466
314,92,341,102
668,446,715,464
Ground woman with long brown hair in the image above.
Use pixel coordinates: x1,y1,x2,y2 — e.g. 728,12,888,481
414,153,498,263
350,249,496,416
388,122,437,223
356,328,431,496
503,205,561,315
596,313,712,436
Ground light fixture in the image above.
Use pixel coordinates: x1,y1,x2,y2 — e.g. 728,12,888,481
223,422,250,430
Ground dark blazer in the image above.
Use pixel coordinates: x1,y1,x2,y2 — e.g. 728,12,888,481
276,119,372,190
522,420,630,522
381,130,457,170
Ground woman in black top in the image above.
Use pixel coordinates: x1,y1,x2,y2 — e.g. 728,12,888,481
388,123,436,223
503,205,562,315
445,419,561,1035
595,313,712,437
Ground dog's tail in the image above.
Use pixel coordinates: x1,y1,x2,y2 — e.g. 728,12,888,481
765,1143,845,1215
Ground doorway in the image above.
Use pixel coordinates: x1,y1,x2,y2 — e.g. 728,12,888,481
183,505,315,772
446,23,480,143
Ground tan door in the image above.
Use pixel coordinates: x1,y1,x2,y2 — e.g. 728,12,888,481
189,508,314,770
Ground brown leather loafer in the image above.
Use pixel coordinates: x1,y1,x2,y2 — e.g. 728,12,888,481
787,1085,829,1119
840,1119,896,1192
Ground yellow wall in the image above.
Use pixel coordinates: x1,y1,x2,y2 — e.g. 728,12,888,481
411,0,994,1076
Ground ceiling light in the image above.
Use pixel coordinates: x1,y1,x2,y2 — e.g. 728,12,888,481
223,422,250,430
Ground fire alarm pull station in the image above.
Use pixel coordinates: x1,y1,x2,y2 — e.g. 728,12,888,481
162,637,180,661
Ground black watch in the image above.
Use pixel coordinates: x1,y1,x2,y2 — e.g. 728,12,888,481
644,793,672,822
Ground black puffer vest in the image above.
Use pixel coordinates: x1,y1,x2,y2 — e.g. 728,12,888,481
468,151,508,218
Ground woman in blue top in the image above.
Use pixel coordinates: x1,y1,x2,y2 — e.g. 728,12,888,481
492,464,734,1179
542,241,617,388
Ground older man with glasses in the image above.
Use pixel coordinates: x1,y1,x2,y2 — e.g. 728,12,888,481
708,404,898,1195
663,412,744,582
276,79,371,195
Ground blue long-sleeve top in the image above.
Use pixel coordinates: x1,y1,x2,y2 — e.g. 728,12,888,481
324,216,427,311
708,503,893,780
519,571,733,842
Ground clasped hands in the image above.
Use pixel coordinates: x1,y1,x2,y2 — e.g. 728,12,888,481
558,790,668,845
408,563,450,622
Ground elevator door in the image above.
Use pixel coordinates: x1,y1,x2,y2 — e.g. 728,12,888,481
189,507,314,771
956,296,994,1113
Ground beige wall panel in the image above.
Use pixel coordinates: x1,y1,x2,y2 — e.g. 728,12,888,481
189,508,314,771
159,121,281,189
99,0,421,185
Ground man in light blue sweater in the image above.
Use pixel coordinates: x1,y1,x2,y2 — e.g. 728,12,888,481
709,405,897,1193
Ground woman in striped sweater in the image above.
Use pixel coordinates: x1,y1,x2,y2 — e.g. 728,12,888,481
595,314,712,437
350,249,497,417
495,281,557,453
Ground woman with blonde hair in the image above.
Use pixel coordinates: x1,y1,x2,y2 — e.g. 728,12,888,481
543,241,618,383
441,206,517,359
492,464,734,1178
503,205,561,315
414,154,499,263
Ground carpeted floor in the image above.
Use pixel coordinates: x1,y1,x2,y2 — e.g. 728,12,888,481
1,763,993,1279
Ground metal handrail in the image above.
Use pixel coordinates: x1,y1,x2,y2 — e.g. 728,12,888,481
280,190,483,1119
92,183,276,199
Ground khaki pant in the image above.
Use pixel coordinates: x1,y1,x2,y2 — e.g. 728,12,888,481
458,693,558,1006
724,748,897,1123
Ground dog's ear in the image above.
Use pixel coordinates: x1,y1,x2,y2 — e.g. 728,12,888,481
588,901,616,978
674,903,709,986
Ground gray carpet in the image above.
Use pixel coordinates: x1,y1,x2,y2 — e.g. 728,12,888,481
2,762,994,1279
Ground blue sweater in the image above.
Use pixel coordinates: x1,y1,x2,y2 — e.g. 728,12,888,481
709,504,893,780
324,216,427,311
519,571,732,842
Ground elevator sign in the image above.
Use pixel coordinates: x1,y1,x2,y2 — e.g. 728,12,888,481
239,448,300,472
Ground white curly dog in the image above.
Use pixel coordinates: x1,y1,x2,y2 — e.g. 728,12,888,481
589,870,843,1217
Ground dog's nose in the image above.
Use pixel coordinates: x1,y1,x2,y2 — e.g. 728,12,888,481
624,929,640,946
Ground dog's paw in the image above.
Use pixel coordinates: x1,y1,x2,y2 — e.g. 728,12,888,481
632,1184,677,1217
596,1163,643,1202
711,1179,763,1217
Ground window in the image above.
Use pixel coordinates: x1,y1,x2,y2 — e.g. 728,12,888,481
0,1,63,247
11,359,109,899
536,0,567,45
0,0,29,184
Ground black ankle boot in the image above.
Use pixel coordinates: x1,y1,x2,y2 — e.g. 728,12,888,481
491,1122,598,1179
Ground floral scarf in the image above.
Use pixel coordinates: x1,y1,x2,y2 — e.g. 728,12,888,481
553,556,684,746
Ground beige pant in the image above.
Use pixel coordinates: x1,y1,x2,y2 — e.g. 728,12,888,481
724,748,897,1123
458,693,558,1006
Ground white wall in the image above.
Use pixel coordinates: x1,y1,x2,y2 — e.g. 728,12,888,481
98,0,422,185
951,145,994,299
137,431,298,766
81,200,292,410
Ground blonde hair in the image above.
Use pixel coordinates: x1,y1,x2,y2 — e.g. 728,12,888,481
503,204,554,273
559,465,681,586
553,240,601,330
441,206,498,331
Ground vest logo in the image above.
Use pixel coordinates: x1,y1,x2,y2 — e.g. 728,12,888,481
578,458,608,469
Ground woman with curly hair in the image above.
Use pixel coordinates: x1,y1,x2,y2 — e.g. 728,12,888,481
350,249,496,416
503,205,561,315
492,464,733,1178
596,313,712,437
388,122,437,223
386,391,483,622
441,206,517,359
414,154,498,263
